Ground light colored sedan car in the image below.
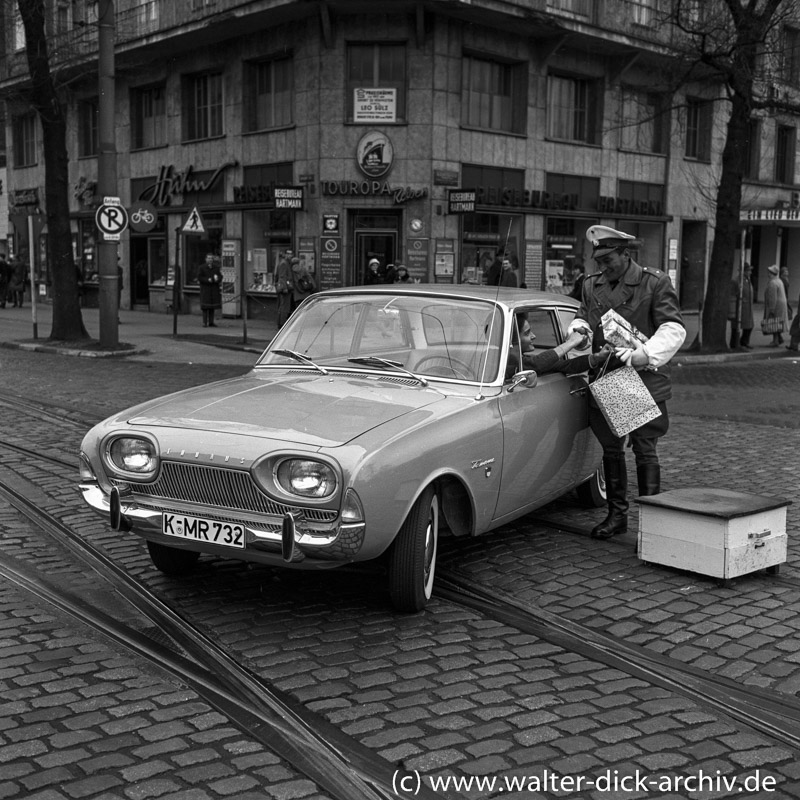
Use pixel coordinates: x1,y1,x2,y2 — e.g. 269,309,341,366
79,286,603,611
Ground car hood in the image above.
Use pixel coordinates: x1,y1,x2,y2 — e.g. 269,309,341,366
124,370,446,447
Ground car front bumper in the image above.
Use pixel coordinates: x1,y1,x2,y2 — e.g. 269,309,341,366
79,482,367,568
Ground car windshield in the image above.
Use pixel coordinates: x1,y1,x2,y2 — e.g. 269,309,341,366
257,293,504,382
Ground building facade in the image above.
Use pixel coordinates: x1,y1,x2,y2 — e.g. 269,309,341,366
1,0,799,319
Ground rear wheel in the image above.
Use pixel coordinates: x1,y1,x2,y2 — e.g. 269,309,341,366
576,465,606,507
388,485,439,612
147,540,200,575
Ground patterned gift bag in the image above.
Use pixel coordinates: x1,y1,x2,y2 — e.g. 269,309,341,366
590,363,661,437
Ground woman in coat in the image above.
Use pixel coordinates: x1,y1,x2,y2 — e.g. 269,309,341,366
198,254,222,327
764,264,789,347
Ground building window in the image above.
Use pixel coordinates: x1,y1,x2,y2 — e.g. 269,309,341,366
619,88,667,154
744,118,760,180
775,125,796,184
346,43,406,123
244,56,294,132
547,0,589,15
628,0,657,26
781,27,800,86
131,84,166,149
13,113,37,167
461,54,527,135
77,98,98,157
685,97,712,160
183,71,224,141
547,74,601,144
13,5,26,50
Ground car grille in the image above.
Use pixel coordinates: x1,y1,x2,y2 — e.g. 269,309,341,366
115,461,338,523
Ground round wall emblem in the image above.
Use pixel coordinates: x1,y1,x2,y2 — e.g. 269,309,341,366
356,131,393,178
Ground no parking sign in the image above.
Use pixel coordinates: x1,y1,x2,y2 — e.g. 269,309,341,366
95,197,129,241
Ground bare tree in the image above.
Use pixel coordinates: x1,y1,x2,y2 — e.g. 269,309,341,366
666,0,795,351
14,0,88,341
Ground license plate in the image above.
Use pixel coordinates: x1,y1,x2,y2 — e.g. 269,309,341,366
162,513,245,549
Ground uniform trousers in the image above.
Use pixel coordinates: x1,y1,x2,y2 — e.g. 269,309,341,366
589,401,670,466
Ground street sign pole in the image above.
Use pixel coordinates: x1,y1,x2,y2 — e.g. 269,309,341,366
97,0,118,348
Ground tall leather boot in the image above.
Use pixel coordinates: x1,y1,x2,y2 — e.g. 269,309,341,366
591,455,628,539
637,464,661,497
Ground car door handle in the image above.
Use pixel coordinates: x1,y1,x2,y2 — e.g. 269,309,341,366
569,387,588,396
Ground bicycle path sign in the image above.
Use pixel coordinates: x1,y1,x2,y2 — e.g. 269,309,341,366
128,200,158,233
95,196,129,241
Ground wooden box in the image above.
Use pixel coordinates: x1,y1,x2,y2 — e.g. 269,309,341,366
637,487,789,580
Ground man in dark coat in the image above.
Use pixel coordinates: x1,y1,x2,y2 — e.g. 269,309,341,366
569,225,685,539
197,253,222,327
0,255,9,308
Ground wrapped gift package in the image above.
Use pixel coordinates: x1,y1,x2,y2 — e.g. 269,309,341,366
637,487,789,581
601,309,649,349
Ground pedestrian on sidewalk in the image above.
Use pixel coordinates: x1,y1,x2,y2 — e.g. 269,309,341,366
728,263,754,349
0,254,9,308
198,253,222,328
788,291,800,351
763,265,788,347
291,256,315,310
568,225,686,540
275,249,294,328
7,256,25,308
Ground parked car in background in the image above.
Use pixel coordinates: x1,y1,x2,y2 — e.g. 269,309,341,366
79,286,604,611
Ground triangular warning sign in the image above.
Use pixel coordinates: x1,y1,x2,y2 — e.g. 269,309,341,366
182,206,205,234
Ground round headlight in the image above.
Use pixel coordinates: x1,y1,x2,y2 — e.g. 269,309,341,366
276,459,336,498
108,437,158,474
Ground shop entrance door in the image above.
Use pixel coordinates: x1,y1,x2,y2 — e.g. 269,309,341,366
354,231,397,284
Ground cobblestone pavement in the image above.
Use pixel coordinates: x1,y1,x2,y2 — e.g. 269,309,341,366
1,345,799,799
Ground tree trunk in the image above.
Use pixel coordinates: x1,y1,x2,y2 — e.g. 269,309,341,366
18,0,89,342
702,91,750,352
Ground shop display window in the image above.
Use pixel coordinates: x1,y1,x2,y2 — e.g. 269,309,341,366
243,208,292,293
546,217,595,295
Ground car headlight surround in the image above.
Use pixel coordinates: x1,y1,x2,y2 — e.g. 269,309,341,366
104,435,159,477
275,458,337,499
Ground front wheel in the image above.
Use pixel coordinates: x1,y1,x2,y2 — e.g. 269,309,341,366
387,485,439,612
147,540,200,575
576,465,606,507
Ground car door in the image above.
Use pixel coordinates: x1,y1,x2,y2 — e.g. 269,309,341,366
492,307,591,522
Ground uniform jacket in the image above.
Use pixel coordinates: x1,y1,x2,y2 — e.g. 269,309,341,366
577,259,684,402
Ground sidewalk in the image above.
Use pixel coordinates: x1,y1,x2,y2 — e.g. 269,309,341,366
0,302,796,366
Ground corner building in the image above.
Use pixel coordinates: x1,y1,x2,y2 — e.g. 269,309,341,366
2,0,799,319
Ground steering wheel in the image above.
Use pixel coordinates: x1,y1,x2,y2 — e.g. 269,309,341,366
415,355,473,380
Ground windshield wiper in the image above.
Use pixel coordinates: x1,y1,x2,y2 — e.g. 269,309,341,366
347,356,428,387
271,349,328,375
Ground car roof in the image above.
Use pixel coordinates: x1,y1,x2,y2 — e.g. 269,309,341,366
316,284,580,310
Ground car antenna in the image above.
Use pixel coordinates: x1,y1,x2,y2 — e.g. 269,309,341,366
475,217,513,400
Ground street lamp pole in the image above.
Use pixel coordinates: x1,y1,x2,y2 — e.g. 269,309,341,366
97,0,118,348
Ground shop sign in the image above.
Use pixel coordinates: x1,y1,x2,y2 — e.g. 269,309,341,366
137,161,237,207
474,187,579,211
323,214,340,235
356,131,393,178
11,188,39,207
598,196,664,216
434,170,460,186
406,238,429,281
448,190,475,213
740,208,800,222
274,187,304,210
320,236,342,289
321,180,428,205
353,88,396,123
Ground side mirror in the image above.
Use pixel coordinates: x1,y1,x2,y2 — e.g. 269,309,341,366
507,369,538,392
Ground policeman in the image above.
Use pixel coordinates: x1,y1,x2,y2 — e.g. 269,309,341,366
570,226,686,539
